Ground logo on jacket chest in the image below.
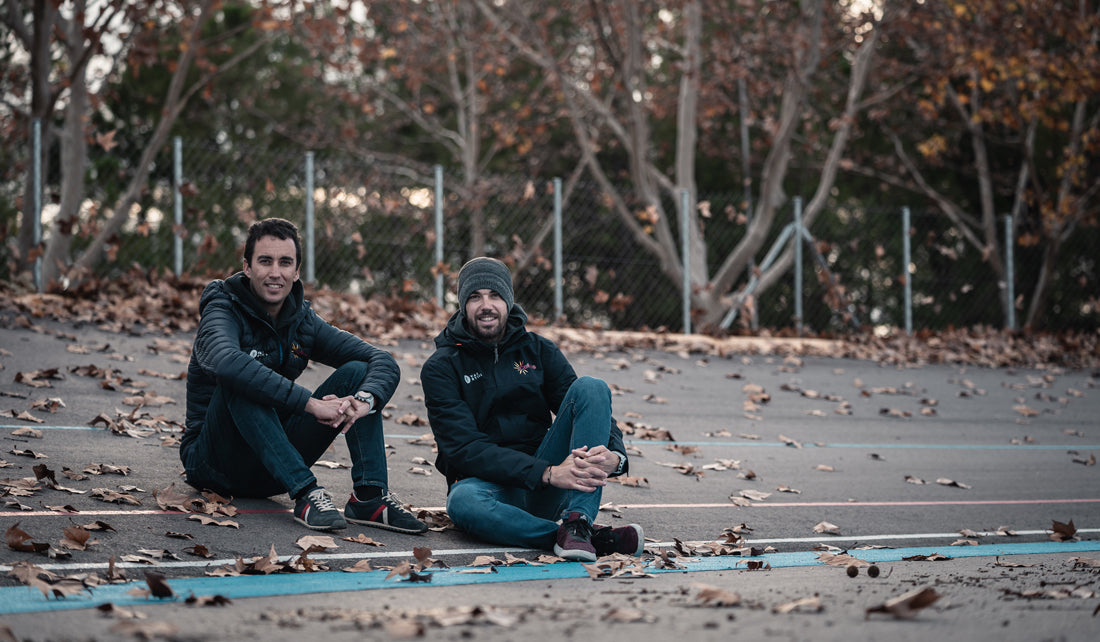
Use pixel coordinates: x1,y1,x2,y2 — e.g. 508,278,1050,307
463,371,483,385
513,361,536,375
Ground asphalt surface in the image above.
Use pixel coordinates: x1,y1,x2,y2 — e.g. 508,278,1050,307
0,313,1097,641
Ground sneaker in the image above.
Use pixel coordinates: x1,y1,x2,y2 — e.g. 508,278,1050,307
592,523,644,557
553,512,597,562
293,487,347,531
344,491,428,534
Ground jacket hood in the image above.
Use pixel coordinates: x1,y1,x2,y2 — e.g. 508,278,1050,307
435,302,528,351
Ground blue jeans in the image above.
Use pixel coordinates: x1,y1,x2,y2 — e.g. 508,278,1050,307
446,376,613,550
181,362,388,499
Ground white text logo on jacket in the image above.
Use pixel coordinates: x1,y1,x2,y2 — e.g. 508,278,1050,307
463,372,483,384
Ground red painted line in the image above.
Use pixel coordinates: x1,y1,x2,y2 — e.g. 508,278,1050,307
5,508,290,517
618,498,1100,509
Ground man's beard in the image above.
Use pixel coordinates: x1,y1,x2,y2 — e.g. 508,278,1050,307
470,311,505,342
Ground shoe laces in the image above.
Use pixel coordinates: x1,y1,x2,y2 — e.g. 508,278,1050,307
307,488,337,512
565,516,594,539
382,492,413,514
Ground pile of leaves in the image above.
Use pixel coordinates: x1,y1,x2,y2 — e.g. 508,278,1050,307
2,270,1098,368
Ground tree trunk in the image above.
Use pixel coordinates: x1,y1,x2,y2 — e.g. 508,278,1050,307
16,0,57,276
67,1,217,284
41,1,89,287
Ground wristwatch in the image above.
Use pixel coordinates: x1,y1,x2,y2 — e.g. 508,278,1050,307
353,390,375,414
612,451,627,475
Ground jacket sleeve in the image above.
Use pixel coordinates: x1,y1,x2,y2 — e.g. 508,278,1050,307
422,353,551,490
191,296,313,413
308,313,401,406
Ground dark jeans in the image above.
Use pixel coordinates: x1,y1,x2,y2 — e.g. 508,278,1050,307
445,376,613,550
181,362,388,499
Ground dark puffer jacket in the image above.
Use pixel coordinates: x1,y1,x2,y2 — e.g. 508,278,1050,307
421,303,626,490
181,273,399,455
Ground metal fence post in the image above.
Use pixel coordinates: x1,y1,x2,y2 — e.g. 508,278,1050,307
304,152,315,285
903,206,912,335
32,119,42,292
553,177,563,321
1004,213,1015,330
434,165,444,307
681,189,691,335
793,196,803,335
172,137,183,277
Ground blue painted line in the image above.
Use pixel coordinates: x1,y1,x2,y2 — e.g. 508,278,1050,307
1,540,1096,615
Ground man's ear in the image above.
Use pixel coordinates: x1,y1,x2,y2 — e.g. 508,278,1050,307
242,258,252,277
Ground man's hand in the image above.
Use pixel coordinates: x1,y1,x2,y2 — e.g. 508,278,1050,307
545,446,613,492
306,394,370,433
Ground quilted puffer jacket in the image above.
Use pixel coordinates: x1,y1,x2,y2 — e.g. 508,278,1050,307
181,272,399,454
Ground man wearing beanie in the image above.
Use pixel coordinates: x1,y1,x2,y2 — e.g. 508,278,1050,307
421,257,643,562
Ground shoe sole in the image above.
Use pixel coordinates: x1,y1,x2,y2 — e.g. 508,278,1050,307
345,517,428,534
293,516,347,531
552,543,597,563
345,514,428,534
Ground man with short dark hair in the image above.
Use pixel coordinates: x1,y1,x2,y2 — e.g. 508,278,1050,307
421,257,643,561
182,217,426,534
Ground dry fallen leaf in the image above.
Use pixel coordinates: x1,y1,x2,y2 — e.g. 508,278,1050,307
865,587,942,619
1050,519,1078,542
693,583,742,607
813,521,841,535
296,535,338,551
773,596,823,614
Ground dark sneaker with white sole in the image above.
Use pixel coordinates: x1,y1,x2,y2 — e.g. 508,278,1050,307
293,487,347,531
344,491,428,534
592,523,644,557
553,511,597,562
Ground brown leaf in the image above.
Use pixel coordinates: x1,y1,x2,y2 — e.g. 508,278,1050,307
342,533,385,546
188,514,239,529
813,521,841,535
89,488,141,505
154,483,196,511
1050,519,1078,542
296,535,338,551
6,522,49,554
778,434,802,448
343,559,375,573
866,587,941,619
773,596,823,614
60,525,93,551
144,571,174,598
183,544,214,558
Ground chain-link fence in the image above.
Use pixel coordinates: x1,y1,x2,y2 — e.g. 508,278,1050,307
5,135,1098,334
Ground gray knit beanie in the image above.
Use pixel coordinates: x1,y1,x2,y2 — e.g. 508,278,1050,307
457,257,514,312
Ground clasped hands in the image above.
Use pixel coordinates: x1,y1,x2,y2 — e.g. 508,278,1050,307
543,445,619,492
305,394,371,434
